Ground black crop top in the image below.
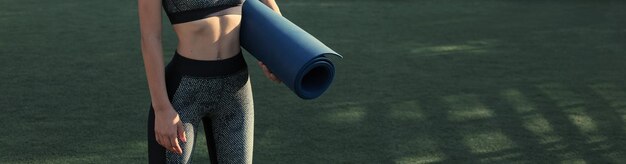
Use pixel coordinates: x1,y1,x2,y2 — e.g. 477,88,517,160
163,0,244,24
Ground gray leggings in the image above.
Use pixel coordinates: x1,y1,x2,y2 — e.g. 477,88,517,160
148,51,254,164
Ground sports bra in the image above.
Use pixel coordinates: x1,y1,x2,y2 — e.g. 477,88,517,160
163,0,245,24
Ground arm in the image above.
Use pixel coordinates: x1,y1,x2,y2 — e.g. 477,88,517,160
258,0,282,83
138,0,186,155
138,0,168,109
260,0,282,15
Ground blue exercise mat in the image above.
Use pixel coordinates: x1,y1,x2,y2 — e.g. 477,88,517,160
240,0,342,99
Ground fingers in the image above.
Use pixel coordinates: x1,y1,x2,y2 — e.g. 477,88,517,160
155,131,183,154
170,136,183,155
258,61,272,79
156,134,172,152
155,130,168,148
177,122,187,143
268,73,281,83
153,109,185,155
158,135,170,151
258,61,282,83
155,133,164,148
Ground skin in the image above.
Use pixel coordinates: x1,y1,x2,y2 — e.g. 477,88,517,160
138,0,282,155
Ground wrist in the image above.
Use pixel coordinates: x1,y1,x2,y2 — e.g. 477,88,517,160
151,101,172,112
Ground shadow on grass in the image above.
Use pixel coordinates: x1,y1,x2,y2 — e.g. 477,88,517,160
276,83,626,163
2,0,626,163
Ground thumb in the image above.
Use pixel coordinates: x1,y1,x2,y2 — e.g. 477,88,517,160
177,122,187,143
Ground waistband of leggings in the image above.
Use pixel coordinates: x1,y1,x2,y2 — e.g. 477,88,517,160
168,50,247,77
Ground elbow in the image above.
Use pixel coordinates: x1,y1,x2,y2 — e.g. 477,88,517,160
140,35,162,56
140,34,162,49
140,34,162,43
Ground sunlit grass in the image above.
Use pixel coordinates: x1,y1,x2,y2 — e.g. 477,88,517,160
560,158,587,164
444,94,494,122
501,89,561,143
463,131,516,154
393,135,445,164
522,114,561,143
395,155,444,164
325,106,366,124
590,83,626,124
538,83,609,143
389,100,425,121
501,89,535,113
537,83,585,108
410,39,498,56
566,108,607,143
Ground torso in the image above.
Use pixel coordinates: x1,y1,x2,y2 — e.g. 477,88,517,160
172,6,243,61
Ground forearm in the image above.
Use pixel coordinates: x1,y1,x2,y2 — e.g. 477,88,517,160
141,37,171,110
139,0,170,110
260,0,281,15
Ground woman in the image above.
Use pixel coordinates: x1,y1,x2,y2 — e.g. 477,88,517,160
138,0,281,163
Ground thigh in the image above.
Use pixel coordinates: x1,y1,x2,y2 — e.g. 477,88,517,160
166,77,217,163
203,75,254,164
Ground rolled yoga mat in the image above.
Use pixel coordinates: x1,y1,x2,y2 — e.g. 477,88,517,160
240,0,342,99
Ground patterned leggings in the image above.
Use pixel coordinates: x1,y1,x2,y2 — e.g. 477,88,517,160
148,51,254,164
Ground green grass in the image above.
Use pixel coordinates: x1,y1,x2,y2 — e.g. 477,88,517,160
1,0,626,163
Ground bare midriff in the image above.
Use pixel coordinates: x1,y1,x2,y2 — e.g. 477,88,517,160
172,6,243,61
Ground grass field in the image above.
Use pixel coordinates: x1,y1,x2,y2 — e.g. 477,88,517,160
1,0,626,163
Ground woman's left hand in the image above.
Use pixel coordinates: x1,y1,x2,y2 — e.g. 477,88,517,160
258,61,281,83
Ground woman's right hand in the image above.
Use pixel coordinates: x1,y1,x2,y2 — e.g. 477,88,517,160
258,61,281,83
154,105,187,155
